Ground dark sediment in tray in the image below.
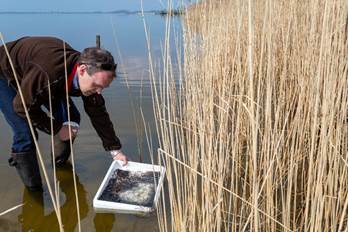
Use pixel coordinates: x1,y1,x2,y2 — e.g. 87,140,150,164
98,169,160,207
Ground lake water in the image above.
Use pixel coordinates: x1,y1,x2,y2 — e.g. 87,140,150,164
0,9,182,232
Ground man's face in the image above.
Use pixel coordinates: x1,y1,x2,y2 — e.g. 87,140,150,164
77,64,114,96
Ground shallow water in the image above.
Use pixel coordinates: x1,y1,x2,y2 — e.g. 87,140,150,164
0,10,181,232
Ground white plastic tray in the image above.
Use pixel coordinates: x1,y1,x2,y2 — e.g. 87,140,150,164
93,160,166,215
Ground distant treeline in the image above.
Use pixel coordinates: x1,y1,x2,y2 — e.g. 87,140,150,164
0,9,185,16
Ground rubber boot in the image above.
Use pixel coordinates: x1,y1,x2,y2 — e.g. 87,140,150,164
8,150,43,192
53,134,74,167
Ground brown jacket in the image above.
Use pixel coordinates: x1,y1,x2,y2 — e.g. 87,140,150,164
0,36,121,150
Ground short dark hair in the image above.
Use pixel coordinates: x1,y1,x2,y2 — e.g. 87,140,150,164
78,47,117,76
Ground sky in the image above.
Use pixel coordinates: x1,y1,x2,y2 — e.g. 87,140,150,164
0,0,192,12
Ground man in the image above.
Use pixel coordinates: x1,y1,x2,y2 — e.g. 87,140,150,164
0,36,128,191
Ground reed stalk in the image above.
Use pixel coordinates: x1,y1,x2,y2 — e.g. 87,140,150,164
63,41,81,232
0,204,24,217
48,78,62,227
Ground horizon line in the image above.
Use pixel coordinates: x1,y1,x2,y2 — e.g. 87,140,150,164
0,9,184,15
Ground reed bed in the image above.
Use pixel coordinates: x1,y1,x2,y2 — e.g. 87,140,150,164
152,0,348,231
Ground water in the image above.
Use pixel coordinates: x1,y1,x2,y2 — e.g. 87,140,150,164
0,8,182,232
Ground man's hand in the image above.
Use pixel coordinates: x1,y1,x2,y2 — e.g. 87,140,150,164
111,150,129,166
58,125,79,141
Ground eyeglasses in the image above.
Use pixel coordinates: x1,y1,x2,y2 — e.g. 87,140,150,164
81,62,117,72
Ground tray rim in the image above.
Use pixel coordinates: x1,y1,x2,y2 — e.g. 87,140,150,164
93,160,166,215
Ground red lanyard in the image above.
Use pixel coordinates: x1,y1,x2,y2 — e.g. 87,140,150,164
67,63,78,92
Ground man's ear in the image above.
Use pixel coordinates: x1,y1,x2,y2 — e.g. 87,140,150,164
78,64,87,76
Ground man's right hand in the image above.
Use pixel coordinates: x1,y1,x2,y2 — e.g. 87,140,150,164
111,150,129,166
58,125,79,141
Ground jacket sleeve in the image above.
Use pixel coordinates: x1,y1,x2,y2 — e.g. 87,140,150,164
12,64,62,135
82,93,122,151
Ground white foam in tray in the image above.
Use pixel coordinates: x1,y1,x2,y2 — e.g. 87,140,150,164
93,160,166,215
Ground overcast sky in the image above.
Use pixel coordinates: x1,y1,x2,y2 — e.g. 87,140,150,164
0,0,190,12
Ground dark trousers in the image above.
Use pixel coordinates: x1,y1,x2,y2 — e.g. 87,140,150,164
0,78,80,153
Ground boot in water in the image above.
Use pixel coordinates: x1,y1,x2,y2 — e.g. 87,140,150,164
9,149,43,192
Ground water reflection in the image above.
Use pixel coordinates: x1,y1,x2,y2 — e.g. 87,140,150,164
94,213,115,232
19,164,88,231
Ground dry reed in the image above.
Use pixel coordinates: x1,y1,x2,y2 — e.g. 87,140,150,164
0,204,24,217
151,0,348,231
